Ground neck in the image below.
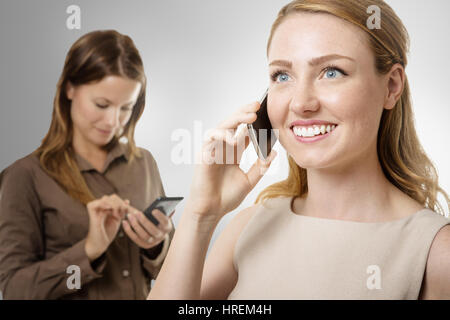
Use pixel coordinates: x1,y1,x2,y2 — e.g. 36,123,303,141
72,133,107,166
302,146,396,221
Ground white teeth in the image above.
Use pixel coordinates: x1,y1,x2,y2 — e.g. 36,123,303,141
320,125,326,134
293,124,337,137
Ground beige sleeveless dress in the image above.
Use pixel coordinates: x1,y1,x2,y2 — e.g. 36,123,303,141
228,196,449,299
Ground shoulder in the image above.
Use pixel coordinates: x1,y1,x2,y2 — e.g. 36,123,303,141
136,146,154,158
1,153,39,186
0,153,42,209
125,144,160,170
421,221,450,299
214,203,263,252
428,223,450,261
226,196,291,243
135,146,158,166
229,197,286,230
227,204,260,236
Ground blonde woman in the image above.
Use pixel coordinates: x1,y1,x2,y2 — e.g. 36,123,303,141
148,0,449,300
0,30,174,299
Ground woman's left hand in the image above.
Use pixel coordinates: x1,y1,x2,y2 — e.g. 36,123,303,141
121,200,173,249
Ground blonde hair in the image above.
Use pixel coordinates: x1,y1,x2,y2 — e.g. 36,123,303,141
256,0,449,215
34,30,146,205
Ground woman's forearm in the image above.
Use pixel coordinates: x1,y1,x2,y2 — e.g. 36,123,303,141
147,205,219,300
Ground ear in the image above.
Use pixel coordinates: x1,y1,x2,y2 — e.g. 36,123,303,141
66,81,75,100
383,63,405,110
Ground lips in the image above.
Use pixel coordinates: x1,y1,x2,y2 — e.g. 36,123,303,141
97,128,112,135
289,119,337,127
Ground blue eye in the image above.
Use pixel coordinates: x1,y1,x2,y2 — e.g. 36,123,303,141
271,71,290,83
323,66,346,79
278,74,290,82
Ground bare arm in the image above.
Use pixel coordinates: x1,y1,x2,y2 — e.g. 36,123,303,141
420,224,450,299
200,206,257,299
147,204,256,300
147,205,218,299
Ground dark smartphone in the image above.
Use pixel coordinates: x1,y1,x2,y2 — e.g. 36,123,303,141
247,89,278,160
143,196,184,226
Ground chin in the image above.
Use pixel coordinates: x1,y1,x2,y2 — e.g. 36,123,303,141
91,136,111,147
290,154,333,170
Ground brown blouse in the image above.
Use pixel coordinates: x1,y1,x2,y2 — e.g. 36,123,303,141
0,142,174,299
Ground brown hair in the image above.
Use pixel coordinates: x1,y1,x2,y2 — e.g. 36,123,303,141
256,0,449,215
34,30,146,205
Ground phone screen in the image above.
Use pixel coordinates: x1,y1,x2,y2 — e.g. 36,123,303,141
247,89,277,160
143,196,183,226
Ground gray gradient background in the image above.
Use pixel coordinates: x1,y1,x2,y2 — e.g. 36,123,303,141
0,0,449,298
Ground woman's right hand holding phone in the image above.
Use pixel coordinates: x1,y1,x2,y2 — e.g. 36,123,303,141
148,101,277,300
185,101,277,225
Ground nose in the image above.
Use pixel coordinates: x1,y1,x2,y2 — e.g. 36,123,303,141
288,80,320,115
104,106,120,129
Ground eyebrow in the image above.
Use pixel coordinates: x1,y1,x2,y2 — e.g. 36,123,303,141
96,97,135,106
269,54,355,68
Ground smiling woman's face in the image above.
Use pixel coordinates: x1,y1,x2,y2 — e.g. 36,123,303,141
267,12,390,170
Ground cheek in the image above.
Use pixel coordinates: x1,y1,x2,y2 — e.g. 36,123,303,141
326,77,382,118
70,100,84,128
326,80,383,143
267,94,289,128
119,112,133,127
70,97,102,128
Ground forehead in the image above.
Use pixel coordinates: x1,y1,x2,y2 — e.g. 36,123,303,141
269,12,371,62
83,75,142,101
90,75,141,92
